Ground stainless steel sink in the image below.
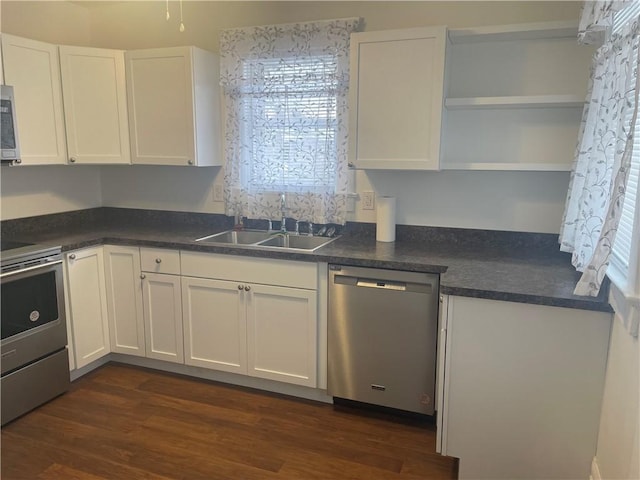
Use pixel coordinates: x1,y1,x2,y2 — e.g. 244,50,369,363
196,229,274,245
257,234,338,251
195,229,339,251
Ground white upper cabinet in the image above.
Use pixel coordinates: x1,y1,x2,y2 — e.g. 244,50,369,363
125,46,221,167
59,46,130,165
348,27,447,171
442,21,593,171
1,34,67,165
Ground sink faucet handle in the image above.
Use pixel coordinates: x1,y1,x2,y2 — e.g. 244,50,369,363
307,221,314,236
294,220,300,235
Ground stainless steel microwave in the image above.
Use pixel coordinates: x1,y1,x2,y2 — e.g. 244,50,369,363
1,85,21,164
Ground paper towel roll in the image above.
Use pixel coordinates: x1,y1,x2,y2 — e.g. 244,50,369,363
376,196,396,242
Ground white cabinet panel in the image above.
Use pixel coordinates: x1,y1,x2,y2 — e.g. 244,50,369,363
59,46,130,165
125,46,221,166
348,27,446,170
142,272,183,363
247,284,317,387
182,277,247,374
103,246,145,357
440,295,612,479
1,34,67,165
65,248,110,369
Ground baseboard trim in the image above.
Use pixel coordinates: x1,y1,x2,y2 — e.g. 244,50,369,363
71,353,334,405
591,456,602,480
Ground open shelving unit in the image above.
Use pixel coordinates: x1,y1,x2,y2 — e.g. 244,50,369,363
441,20,594,172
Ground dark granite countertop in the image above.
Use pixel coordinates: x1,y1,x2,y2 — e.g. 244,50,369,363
1,208,612,313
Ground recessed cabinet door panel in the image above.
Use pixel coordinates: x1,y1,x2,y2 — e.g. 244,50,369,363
1,34,67,165
103,246,145,357
66,248,110,369
143,273,183,363
181,277,246,374
126,48,194,165
59,46,130,164
349,27,446,170
247,284,317,387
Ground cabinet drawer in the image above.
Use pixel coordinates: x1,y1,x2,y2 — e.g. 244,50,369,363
140,248,180,274
181,252,317,290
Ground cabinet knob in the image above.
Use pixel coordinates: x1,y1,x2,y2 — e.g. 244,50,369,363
238,284,244,290
347,162,355,168
15,158,22,165
244,285,251,292
155,258,162,264
70,157,77,163
140,273,146,279
187,160,194,165
69,254,76,260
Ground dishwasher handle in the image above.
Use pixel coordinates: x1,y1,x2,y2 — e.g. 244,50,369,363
356,279,406,291
334,274,433,294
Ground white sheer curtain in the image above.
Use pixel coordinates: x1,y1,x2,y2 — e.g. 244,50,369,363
219,18,361,225
560,2,640,298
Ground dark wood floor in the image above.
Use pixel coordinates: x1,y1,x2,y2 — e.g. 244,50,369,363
1,363,458,479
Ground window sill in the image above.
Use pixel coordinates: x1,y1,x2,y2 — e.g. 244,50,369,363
606,264,640,337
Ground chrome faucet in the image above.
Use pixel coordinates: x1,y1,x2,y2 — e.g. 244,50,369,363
280,192,287,233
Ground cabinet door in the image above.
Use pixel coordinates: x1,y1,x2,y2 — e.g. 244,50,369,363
247,284,317,387
142,272,183,363
441,296,611,479
103,246,145,357
59,46,130,165
1,34,67,165
65,248,110,369
125,47,220,166
349,27,446,170
181,277,247,374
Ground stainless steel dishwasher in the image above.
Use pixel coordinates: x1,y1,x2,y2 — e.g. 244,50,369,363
328,265,439,415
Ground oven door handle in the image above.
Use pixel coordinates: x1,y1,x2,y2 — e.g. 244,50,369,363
0,259,63,279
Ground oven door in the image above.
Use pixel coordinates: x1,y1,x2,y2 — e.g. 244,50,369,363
1,260,67,375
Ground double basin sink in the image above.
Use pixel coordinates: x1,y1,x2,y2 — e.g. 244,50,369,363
196,229,339,252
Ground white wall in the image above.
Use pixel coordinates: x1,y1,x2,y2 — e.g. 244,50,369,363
99,165,222,213
0,166,102,220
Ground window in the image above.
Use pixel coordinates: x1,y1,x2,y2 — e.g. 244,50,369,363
610,4,640,291
220,18,361,225
241,55,338,194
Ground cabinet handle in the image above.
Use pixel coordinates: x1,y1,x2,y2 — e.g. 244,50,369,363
70,157,77,163
238,284,244,290
244,285,251,292
155,258,162,264
69,254,76,260
15,159,22,165
187,160,194,165
140,274,146,279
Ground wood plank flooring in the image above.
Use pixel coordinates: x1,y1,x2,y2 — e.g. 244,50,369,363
1,363,458,479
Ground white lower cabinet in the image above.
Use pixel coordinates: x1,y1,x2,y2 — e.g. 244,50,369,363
181,252,319,388
65,247,110,369
103,246,145,357
181,277,247,374
247,284,317,387
437,295,612,479
104,246,183,363
142,271,184,363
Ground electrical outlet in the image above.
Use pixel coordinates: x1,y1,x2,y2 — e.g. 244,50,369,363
212,184,224,202
362,191,375,210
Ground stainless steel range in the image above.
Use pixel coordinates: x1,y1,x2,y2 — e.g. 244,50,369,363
1,241,70,425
